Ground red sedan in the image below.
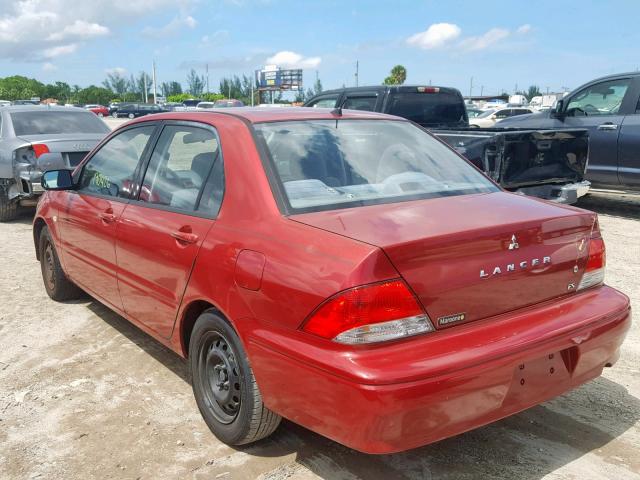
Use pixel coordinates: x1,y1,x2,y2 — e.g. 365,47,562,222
85,104,109,117
34,108,630,454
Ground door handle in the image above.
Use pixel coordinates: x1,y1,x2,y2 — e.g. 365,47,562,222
98,209,116,223
171,230,199,244
597,123,618,131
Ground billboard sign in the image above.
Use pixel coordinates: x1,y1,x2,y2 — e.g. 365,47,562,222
256,67,303,91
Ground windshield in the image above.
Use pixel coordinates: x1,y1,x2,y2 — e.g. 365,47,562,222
11,111,110,136
386,92,467,127
255,119,497,213
477,109,496,118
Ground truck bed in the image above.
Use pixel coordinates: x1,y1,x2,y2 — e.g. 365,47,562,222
433,127,590,203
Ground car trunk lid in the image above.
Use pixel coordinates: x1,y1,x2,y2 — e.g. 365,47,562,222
292,192,595,328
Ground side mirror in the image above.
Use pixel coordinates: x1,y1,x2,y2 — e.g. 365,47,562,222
41,169,75,191
552,99,565,118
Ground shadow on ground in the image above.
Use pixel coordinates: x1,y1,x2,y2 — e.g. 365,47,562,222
576,191,640,221
83,299,639,480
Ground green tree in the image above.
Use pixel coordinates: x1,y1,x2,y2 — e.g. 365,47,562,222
77,86,114,105
0,76,45,100
383,65,407,85
161,81,183,97
526,85,542,100
102,73,128,100
186,69,205,96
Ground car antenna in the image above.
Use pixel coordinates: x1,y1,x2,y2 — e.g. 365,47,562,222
331,102,343,127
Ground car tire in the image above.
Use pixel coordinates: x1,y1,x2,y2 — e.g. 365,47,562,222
39,226,82,301
0,183,18,222
128,113,134,119
111,112,118,118
189,310,281,446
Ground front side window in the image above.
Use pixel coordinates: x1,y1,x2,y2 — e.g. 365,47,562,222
308,96,339,108
78,126,155,198
566,79,631,116
255,119,497,213
139,125,222,214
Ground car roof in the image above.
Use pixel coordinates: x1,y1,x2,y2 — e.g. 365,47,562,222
1,105,88,113
126,107,399,125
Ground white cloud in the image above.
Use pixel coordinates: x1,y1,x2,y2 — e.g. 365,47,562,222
517,24,532,34
0,0,194,61
143,15,197,38
265,51,321,69
42,62,57,71
47,20,109,41
43,44,78,58
105,66,127,76
459,28,510,51
406,23,461,50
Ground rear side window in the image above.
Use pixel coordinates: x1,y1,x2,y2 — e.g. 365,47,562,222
386,92,467,127
307,95,339,108
255,119,497,213
10,111,110,135
139,125,223,215
343,96,377,111
78,126,155,198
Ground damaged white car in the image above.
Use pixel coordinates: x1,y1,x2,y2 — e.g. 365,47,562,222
0,105,110,221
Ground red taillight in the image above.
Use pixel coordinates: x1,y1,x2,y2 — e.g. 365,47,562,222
32,144,50,158
302,280,434,344
578,222,606,291
417,86,440,93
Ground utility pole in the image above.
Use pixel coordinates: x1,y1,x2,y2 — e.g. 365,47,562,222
546,86,550,94
355,60,359,87
143,72,148,103
152,61,157,104
250,73,254,107
469,76,473,98
206,63,209,94
480,85,484,96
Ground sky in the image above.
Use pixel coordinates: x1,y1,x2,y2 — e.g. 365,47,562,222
0,0,638,96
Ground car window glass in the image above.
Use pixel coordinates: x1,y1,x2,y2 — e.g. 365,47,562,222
139,125,220,213
566,79,631,116
342,96,377,111
78,126,155,198
308,96,339,108
10,111,110,135
495,109,510,119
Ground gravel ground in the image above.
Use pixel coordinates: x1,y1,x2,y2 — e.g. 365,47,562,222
0,191,638,480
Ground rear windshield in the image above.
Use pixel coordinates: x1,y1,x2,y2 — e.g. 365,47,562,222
10,111,110,136
386,92,467,127
255,119,497,213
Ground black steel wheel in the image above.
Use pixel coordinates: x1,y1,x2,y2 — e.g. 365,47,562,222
39,226,82,301
189,310,281,445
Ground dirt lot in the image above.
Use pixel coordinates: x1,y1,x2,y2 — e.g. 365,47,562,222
0,191,638,480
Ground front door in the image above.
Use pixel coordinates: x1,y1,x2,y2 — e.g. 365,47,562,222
562,77,632,186
116,123,224,338
60,125,156,311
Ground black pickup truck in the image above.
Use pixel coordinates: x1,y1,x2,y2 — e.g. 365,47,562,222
498,72,640,190
305,85,590,203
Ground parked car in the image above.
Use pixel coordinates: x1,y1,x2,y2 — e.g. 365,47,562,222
182,99,204,110
305,86,590,203
0,105,110,221
0,100,11,107
498,72,640,189
13,99,40,106
85,104,109,117
115,103,166,119
35,108,630,454
213,99,244,108
470,107,533,128
108,102,121,117
163,102,185,112
195,101,215,110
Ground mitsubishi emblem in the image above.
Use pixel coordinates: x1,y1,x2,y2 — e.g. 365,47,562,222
508,234,519,250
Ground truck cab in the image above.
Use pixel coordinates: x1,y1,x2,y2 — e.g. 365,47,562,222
305,85,469,129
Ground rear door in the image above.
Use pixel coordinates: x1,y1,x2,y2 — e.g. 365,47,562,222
342,92,381,112
561,77,634,186
617,79,640,187
306,93,342,108
115,122,224,338
59,124,157,310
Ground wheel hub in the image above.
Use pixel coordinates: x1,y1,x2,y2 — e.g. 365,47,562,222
199,334,242,423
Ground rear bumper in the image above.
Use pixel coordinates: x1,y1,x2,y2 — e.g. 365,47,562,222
515,180,591,204
245,286,631,453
